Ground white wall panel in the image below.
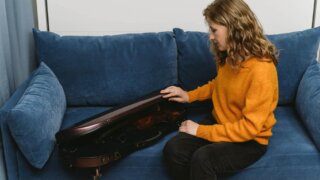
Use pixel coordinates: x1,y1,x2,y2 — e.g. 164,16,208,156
36,0,48,31
315,0,320,27
40,0,315,35
47,0,212,35
246,0,314,34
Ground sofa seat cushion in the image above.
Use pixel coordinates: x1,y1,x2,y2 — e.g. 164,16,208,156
33,29,178,106
16,133,176,180
15,106,175,180
12,106,320,179
91,106,320,180
7,62,66,169
186,106,320,179
224,106,320,179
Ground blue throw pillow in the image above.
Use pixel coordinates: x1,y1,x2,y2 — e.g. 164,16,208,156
296,62,320,150
267,27,320,105
173,28,216,91
33,29,178,106
7,62,66,169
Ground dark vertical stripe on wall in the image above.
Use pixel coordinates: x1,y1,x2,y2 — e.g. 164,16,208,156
45,0,50,31
312,0,318,28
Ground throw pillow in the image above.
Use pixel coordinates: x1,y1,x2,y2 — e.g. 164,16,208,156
7,62,66,169
173,28,216,91
267,27,320,105
296,62,320,150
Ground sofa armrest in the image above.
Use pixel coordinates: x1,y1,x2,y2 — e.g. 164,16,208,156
0,77,31,180
0,141,6,180
0,62,66,175
296,62,320,150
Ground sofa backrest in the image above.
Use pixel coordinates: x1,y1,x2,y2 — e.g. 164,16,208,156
33,27,320,107
267,27,320,105
33,29,178,106
173,28,217,91
173,27,320,105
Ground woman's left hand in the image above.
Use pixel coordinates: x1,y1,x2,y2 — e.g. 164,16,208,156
179,120,199,136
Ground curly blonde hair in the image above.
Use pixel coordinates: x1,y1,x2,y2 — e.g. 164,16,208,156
203,0,278,68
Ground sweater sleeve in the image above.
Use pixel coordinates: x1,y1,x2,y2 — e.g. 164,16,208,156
187,80,215,103
196,76,277,143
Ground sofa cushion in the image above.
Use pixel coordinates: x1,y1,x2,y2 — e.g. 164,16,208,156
267,27,320,105
7,62,66,169
296,62,320,150
61,106,112,130
33,29,178,106
11,106,320,180
222,106,320,179
173,28,216,91
173,27,320,105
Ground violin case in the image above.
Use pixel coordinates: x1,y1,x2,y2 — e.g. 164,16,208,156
55,91,186,170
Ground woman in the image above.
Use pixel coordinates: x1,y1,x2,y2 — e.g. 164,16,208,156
161,0,279,179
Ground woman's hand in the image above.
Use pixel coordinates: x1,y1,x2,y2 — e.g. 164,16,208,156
179,120,199,136
160,86,189,103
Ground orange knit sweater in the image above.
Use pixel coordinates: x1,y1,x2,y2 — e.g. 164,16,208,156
187,57,278,145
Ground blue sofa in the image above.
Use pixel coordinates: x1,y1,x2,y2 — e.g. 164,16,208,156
1,27,320,180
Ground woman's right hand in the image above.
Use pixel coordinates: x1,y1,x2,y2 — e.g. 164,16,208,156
160,86,189,103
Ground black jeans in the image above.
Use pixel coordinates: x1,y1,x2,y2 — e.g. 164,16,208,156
163,132,267,180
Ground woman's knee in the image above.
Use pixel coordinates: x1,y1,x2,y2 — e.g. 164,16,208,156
163,133,200,164
163,135,185,161
191,146,212,165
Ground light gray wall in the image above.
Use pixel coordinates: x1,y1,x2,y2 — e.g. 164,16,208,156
40,0,211,35
37,0,316,35
246,0,314,34
36,0,47,29
316,0,320,27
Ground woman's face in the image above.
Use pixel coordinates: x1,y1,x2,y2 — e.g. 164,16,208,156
208,21,228,51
